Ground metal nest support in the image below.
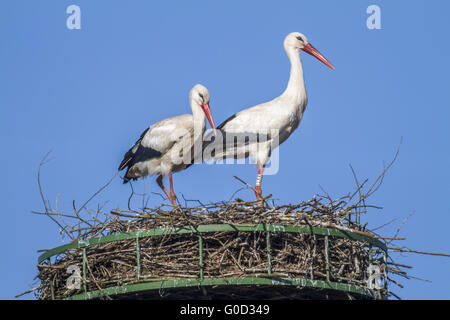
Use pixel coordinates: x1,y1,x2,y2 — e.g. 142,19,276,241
36,214,390,300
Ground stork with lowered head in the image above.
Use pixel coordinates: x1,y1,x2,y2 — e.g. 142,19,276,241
119,84,216,207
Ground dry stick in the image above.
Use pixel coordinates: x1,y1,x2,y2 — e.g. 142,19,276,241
388,291,402,300
127,180,136,210
15,287,40,298
233,176,272,207
371,218,397,232
150,191,166,201
233,176,257,195
31,211,79,220
349,164,365,225
76,171,119,215
387,212,414,245
37,151,74,240
318,185,333,205
86,260,113,300
180,194,207,208
72,200,92,227
387,261,412,269
228,187,248,201
365,137,402,198
375,236,406,240
84,207,107,226
388,247,450,258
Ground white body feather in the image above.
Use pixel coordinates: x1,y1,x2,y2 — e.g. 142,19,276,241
204,35,308,166
133,114,203,177
119,85,209,182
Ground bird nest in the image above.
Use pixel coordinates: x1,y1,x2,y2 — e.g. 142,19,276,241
34,194,399,300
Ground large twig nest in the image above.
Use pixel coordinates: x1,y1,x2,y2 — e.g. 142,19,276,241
35,196,392,300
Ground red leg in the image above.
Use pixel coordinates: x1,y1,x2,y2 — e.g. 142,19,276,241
169,173,176,202
157,175,177,207
254,163,264,201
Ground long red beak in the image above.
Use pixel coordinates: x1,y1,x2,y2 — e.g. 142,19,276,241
302,43,335,70
201,102,217,136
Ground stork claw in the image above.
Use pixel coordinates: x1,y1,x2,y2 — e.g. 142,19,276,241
254,186,262,199
254,186,264,207
169,194,178,210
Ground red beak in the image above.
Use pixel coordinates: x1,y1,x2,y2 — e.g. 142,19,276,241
302,43,335,70
201,102,217,136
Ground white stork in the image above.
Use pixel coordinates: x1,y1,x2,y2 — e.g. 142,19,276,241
118,84,216,207
203,32,334,201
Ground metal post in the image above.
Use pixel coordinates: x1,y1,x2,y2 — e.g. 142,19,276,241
82,248,87,293
325,235,330,281
48,258,55,300
368,245,373,289
383,250,388,294
199,234,204,280
136,236,141,279
266,231,272,274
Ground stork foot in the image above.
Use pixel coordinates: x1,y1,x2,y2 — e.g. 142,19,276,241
169,193,178,208
254,164,264,206
156,175,178,210
254,186,262,199
254,186,263,207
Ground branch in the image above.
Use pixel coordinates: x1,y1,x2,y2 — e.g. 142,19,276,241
37,151,73,240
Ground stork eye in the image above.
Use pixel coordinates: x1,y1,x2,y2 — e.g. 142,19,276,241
199,93,204,100
296,36,304,42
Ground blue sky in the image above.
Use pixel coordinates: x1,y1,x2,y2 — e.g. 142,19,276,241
1,0,449,299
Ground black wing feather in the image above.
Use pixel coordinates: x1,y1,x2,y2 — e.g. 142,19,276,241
201,113,237,152
217,113,237,130
119,127,149,171
201,112,272,161
118,127,162,182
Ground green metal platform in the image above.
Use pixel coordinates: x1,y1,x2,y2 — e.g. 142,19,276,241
38,223,388,300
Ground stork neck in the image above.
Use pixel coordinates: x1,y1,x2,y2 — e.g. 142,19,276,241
281,47,306,103
190,102,207,162
191,103,206,136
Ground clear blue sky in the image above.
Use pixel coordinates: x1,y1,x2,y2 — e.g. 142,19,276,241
1,0,449,299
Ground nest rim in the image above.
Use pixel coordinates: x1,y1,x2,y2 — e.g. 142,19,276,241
65,276,381,300
38,223,386,264
38,223,387,300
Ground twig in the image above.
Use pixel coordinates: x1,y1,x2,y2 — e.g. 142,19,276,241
37,151,73,240
388,247,450,258
76,171,119,215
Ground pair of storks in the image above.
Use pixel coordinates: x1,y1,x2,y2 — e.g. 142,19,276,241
118,32,334,207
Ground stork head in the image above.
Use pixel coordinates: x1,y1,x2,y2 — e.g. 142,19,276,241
190,84,216,135
284,32,335,70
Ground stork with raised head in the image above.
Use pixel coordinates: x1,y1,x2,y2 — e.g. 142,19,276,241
203,32,334,201
118,84,216,207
